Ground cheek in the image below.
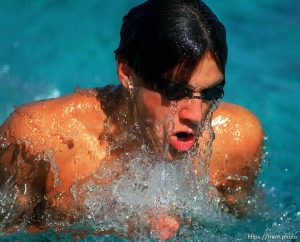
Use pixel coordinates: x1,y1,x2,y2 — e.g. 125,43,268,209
135,89,167,123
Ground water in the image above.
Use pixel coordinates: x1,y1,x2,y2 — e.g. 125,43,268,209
0,0,300,241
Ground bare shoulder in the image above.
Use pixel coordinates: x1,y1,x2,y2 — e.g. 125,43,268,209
209,102,264,216
0,88,108,200
0,88,106,152
0,89,105,224
211,102,264,159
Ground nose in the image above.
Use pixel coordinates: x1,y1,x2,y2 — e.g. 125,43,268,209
178,99,209,125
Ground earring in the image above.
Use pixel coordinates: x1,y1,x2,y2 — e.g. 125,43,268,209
128,86,135,99
127,77,135,99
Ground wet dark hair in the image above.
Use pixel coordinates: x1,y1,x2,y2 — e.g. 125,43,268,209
114,0,227,83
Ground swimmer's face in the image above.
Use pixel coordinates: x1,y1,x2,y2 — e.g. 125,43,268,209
119,52,224,158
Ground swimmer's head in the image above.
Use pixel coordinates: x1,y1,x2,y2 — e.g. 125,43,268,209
114,0,227,84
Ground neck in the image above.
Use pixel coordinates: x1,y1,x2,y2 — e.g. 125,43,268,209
97,85,141,157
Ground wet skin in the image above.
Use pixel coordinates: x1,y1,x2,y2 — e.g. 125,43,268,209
0,53,264,238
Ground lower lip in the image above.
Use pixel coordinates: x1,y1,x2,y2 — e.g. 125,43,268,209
169,134,195,152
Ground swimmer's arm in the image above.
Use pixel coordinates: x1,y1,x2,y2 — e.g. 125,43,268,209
210,103,264,217
0,110,48,228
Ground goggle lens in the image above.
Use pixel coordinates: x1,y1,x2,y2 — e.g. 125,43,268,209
150,79,224,101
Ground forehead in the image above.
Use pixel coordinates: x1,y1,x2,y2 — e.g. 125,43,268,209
170,52,224,90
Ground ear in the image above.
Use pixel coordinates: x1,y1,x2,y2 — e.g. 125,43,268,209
116,57,134,89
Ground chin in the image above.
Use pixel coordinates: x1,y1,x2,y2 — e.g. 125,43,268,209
165,146,187,161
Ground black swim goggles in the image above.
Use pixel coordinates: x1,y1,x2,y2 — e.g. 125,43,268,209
144,78,225,101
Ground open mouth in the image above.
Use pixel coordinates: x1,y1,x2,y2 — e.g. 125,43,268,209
169,131,195,151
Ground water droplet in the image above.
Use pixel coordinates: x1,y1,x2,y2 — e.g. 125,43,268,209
0,134,9,149
241,176,248,181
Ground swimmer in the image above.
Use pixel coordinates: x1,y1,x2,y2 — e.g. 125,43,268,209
0,0,264,240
